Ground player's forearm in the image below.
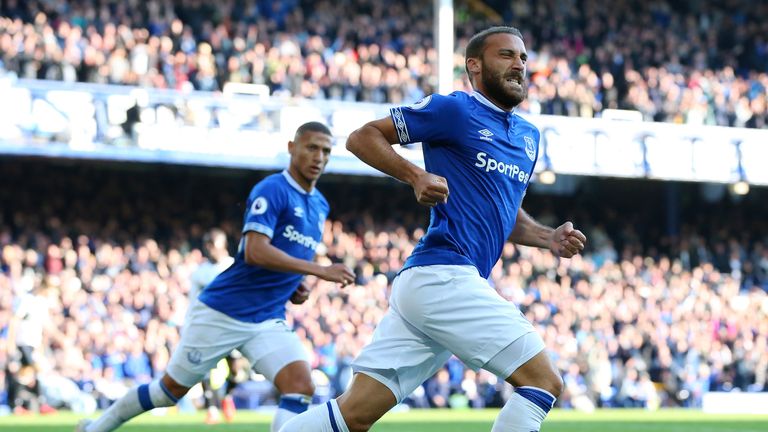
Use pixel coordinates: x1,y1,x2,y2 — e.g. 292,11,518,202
246,243,324,277
509,207,554,249
346,124,424,186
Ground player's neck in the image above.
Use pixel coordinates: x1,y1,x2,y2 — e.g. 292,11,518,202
287,167,315,193
473,90,516,112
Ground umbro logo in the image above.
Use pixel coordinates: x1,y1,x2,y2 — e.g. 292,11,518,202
294,206,304,218
478,129,494,142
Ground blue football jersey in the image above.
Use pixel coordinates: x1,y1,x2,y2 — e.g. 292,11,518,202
392,91,540,279
199,170,329,323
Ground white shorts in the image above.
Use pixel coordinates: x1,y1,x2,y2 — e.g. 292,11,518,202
167,301,309,388
352,265,544,402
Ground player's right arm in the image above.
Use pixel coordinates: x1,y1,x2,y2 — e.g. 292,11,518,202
244,232,354,284
242,179,354,285
347,118,448,207
346,95,461,207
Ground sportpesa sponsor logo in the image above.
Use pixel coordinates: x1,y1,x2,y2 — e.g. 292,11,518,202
475,152,531,183
283,225,319,250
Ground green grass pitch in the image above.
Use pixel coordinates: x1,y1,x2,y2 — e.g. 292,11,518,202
1,409,766,431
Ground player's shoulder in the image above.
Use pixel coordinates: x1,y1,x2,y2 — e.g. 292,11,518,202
250,172,288,193
258,172,287,187
403,91,469,110
434,91,473,107
246,173,290,214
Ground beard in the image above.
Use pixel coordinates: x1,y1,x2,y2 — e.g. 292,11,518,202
481,67,528,109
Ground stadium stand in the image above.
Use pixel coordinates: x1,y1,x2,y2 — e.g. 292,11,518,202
0,0,766,126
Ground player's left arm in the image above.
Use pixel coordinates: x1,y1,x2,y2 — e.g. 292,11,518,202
509,208,587,258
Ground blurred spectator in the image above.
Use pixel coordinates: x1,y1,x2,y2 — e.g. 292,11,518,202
0,0,766,127
425,369,451,408
562,363,595,412
5,281,57,414
0,159,767,413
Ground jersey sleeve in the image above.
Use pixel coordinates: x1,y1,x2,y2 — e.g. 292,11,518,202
242,179,287,239
389,93,464,145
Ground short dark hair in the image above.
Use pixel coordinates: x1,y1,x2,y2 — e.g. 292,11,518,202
294,121,332,140
464,26,524,79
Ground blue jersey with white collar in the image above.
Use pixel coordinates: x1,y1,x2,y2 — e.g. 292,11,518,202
199,170,329,323
391,91,540,279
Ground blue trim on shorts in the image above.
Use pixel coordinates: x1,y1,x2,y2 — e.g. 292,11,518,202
326,401,340,432
516,387,555,413
279,395,310,413
137,384,154,411
158,380,179,403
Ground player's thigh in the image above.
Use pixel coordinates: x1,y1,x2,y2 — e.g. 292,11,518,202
167,302,253,387
238,319,311,384
481,330,552,384
501,343,563,396
352,284,452,404
395,265,536,371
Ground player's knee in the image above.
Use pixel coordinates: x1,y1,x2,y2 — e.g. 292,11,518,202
161,374,191,399
281,377,315,397
296,380,315,397
544,373,564,398
509,367,563,399
343,412,375,432
525,369,563,398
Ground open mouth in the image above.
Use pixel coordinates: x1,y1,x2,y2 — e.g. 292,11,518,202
506,76,524,89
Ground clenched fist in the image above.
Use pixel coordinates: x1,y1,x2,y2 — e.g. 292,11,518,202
290,281,311,305
319,263,355,286
549,221,586,258
411,172,449,207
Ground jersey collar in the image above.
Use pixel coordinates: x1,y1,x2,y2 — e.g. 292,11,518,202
471,91,515,114
282,170,316,195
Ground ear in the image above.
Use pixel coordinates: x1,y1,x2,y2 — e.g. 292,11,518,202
287,140,295,154
467,57,481,74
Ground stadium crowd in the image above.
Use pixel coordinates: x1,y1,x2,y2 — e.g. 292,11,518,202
0,0,767,127
0,161,766,415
